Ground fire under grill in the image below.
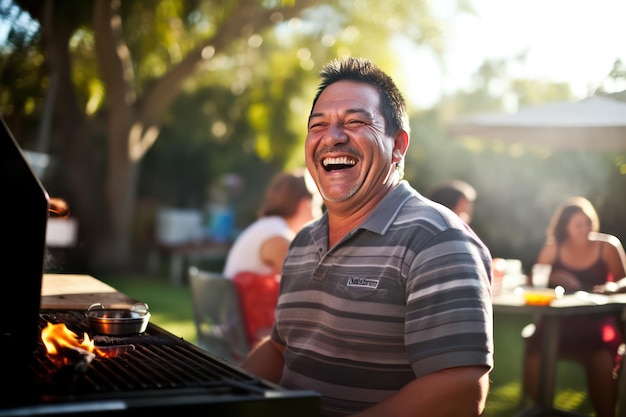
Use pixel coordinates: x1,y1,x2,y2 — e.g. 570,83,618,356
0,311,319,417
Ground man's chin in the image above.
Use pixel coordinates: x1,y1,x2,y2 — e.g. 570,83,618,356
320,186,359,204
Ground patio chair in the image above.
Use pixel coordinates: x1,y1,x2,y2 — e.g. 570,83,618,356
232,271,279,349
188,266,250,363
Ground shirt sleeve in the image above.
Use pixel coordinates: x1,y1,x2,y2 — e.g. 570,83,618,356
404,228,494,378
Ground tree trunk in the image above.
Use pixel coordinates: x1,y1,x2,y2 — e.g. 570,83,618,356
41,1,105,271
91,122,139,271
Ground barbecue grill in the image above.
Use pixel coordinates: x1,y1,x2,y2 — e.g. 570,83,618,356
0,117,320,416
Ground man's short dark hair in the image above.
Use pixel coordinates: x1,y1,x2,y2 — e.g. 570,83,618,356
311,56,408,137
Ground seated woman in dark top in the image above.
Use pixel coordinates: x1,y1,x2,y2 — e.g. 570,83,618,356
523,196,626,417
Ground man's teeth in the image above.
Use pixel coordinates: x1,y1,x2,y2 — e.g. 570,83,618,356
322,157,356,166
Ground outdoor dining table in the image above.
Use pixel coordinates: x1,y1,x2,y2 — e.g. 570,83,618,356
492,289,626,417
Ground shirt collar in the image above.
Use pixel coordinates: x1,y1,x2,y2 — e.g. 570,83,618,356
310,180,418,241
359,180,417,235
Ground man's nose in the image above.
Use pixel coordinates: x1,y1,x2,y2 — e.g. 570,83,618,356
323,123,349,145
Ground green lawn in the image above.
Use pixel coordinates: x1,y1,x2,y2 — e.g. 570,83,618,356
100,273,595,417
100,273,198,345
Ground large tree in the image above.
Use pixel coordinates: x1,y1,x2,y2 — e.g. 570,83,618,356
2,0,466,271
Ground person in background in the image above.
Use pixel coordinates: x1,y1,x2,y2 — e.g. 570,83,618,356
222,170,321,280
427,179,477,225
242,56,493,417
523,196,626,417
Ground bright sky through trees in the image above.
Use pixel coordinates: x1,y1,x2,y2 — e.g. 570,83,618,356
2,0,624,110
401,0,626,108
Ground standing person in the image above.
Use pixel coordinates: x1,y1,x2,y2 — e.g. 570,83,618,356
242,56,493,417
523,196,626,417
427,179,477,225
222,170,321,279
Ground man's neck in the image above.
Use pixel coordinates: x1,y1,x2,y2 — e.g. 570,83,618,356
325,182,398,248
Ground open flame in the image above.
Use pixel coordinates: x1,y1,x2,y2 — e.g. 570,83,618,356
41,322,97,373
41,322,96,355
41,322,135,369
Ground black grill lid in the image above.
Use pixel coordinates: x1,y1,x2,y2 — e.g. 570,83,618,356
0,116,49,358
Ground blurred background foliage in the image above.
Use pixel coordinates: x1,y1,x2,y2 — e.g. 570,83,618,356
0,0,624,275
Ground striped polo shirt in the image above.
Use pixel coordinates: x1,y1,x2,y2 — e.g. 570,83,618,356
271,181,494,416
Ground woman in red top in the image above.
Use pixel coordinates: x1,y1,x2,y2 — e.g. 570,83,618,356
523,196,626,417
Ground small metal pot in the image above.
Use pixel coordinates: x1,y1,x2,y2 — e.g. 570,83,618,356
86,303,151,336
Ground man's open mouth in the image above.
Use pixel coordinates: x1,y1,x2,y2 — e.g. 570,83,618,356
322,156,356,171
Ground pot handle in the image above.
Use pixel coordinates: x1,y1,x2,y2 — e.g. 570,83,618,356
87,302,149,314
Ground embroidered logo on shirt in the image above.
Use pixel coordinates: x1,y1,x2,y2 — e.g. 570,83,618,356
347,277,379,289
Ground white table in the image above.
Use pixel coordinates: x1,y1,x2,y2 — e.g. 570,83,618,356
148,241,231,285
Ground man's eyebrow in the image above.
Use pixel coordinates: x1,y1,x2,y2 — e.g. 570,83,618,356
346,108,374,120
308,108,374,122
308,111,324,121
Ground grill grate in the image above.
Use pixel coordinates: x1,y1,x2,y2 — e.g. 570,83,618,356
1,311,319,417
32,312,264,398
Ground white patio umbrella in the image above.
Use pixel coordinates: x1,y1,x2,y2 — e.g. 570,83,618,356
447,92,626,151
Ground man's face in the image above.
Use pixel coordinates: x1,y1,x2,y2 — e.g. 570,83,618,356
305,80,405,211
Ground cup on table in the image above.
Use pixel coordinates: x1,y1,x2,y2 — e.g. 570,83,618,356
504,259,522,278
491,258,506,296
531,263,552,288
501,259,527,291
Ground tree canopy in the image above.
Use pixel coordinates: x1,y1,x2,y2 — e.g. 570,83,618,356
0,0,468,272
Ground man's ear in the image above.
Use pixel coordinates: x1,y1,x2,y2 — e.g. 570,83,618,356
392,130,409,163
